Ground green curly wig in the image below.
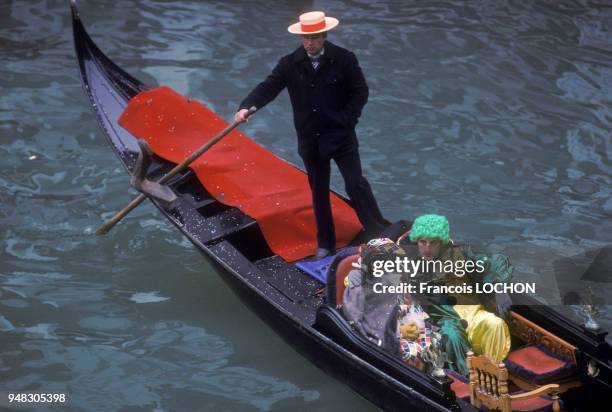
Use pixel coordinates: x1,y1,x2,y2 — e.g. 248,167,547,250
409,214,450,243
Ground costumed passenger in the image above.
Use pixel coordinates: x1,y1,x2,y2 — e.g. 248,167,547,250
342,238,404,354
398,214,513,376
342,238,434,368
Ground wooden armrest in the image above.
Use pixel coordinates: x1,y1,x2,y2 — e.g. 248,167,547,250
511,383,559,400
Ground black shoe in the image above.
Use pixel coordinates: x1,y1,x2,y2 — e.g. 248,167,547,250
315,248,332,259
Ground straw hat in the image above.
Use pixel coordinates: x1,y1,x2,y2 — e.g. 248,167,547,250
287,11,339,35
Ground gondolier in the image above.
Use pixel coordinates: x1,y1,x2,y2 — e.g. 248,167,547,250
235,11,388,259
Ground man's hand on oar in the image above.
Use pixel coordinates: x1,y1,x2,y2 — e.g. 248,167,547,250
234,108,252,123
93,106,257,235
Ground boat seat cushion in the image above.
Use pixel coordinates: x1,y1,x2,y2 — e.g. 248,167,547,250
505,343,575,385
445,369,470,400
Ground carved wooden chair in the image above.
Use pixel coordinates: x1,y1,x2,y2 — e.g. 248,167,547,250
467,351,560,412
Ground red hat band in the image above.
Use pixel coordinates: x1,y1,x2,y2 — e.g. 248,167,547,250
301,20,326,33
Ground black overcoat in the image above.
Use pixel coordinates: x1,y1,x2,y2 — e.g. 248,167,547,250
239,41,369,159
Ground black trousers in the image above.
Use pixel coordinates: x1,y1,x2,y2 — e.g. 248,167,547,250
301,147,387,250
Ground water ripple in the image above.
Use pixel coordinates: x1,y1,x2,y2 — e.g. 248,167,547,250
1,0,611,409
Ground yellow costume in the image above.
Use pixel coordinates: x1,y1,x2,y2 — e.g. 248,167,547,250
454,304,511,362
433,246,511,362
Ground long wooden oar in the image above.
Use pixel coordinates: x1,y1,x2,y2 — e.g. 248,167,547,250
94,106,257,235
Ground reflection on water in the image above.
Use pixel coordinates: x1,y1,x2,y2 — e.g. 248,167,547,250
1,0,611,410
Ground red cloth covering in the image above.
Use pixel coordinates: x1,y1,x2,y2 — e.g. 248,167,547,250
118,86,362,261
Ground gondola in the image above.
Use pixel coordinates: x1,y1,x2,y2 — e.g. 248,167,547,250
71,2,611,411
